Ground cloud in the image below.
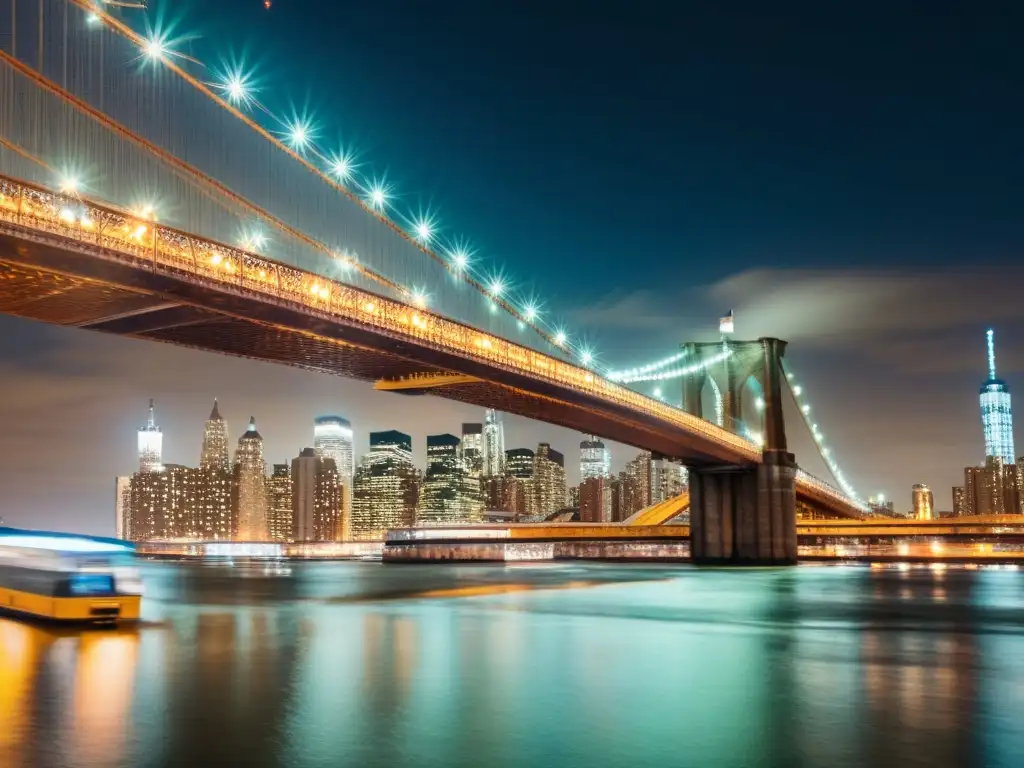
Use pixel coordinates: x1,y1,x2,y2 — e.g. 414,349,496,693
708,268,1024,349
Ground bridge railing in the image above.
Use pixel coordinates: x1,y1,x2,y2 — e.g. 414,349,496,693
0,172,761,463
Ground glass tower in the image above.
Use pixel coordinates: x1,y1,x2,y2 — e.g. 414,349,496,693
314,416,354,479
580,437,610,480
137,399,163,472
234,417,269,541
981,329,1014,464
481,410,505,477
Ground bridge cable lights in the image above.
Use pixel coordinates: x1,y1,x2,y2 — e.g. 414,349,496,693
783,365,862,503
449,247,469,270
330,153,354,183
58,175,81,194
80,0,590,354
610,348,732,385
411,288,429,309
220,71,253,107
368,182,389,211
286,120,312,151
606,348,690,382
413,217,434,244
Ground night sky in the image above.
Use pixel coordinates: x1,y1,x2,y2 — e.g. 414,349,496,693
2,0,1023,534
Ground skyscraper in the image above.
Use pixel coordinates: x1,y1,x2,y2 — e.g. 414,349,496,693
291,448,342,542
115,476,131,539
200,399,230,473
351,430,419,539
233,417,269,541
651,458,688,504
314,416,354,479
137,399,162,472
129,464,195,540
911,484,934,520
461,423,484,477
625,451,653,509
530,443,567,518
481,409,505,477
579,476,612,523
580,437,610,480
418,434,483,525
963,457,1021,516
267,463,293,541
981,329,1014,464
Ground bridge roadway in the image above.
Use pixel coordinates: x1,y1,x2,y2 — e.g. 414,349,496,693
0,173,860,516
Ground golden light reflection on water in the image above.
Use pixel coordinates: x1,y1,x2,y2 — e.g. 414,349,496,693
72,631,140,764
0,619,140,766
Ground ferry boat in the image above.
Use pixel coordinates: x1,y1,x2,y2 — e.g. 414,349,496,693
0,528,143,624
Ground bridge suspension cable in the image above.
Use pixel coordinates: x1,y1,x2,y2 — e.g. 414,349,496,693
0,48,414,299
62,0,591,363
782,364,862,503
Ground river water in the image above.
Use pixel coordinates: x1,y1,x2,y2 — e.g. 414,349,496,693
2,560,1024,767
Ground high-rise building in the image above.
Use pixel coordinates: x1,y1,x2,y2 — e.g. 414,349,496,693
505,448,535,479
195,466,233,540
418,434,483,525
233,417,269,541
625,451,653,510
115,476,131,539
911,484,934,520
610,471,645,522
530,443,567,518
137,399,163,472
314,416,354,479
580,437,610,481
579,476,612,523
351,430,419,540
952,486,966,517
461,423,484,477
963,457,1021,516
501,448,535,520
129,464,195,540
651,457,687,504
267,464,293,541
980,329,1014,464
291,448,342,541
482,410,505,477
200,399,230,473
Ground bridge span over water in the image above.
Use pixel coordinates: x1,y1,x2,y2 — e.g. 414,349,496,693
0,3,871,564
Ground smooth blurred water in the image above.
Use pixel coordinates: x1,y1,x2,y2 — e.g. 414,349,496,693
3,561,1024,767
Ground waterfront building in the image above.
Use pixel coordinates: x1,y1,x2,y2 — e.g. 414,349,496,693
199,399,230,473
267,464,293,541
951,493,964,517
610,471,646,522
625,451,653,509
580,437,610,481
195,466,233,540
291,448,342,541
530,443,567,518
651,457,687,503
115,476,131,539
579,476,613,523
461,422,484,477
233,417,269,541
137,399,162,472
963,457,1021,516
481,409,505,477
351,430,419,540
911,484,934,520
314,416,354,479
129,464,194,540
980,329,1015,464
417,434,483,525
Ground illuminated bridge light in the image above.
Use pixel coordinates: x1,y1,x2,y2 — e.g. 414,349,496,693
792,385,802,396
450,248,469,270
142,35,168,60
580,350,593,366
489,279,504,298
287,120,312,150
411,288,429,309
523,305,537,322
414,219,433,243
554,331,567,347
59,175,80,194
330,154,354,182
368,183,388,210
222,70,253,106
86,12,101,25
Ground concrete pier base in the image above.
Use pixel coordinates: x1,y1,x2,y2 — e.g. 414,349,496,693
689,450,798,565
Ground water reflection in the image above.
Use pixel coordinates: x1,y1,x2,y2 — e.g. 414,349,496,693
1,563,1024,767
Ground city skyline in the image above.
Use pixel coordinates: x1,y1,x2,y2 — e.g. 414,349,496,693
1,1,1024,532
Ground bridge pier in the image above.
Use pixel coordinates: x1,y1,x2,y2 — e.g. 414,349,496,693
689,451,798,565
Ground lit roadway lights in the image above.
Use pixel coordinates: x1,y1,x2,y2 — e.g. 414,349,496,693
221,71,253,107
142,35,168,60
286,121,312,151
411,288,429,309
414,218,434,244
368,183,388,211
330,154,354,183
